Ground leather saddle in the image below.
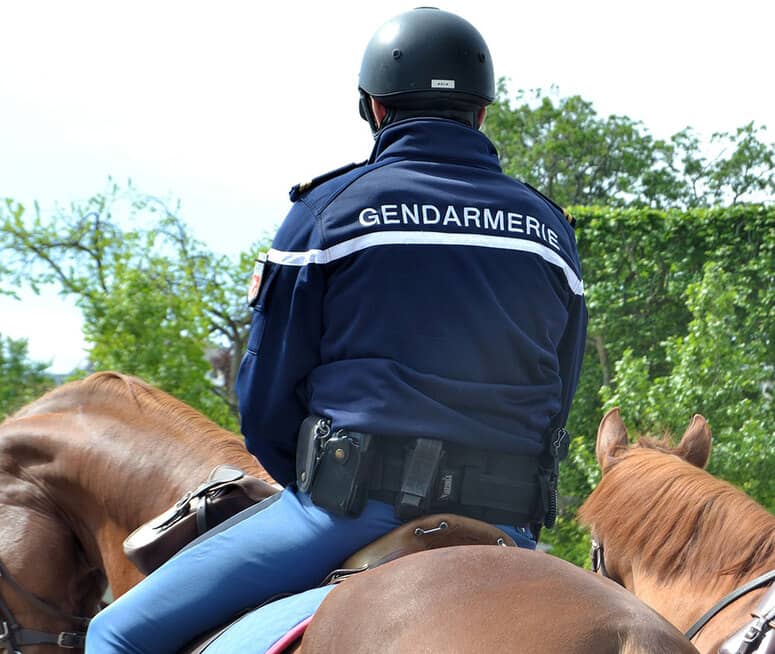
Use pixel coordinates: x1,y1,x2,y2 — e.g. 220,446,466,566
124,465,276,575
338,512,513,577
124,466,515,577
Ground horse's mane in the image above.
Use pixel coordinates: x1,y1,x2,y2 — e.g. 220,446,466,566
578,439,775,585
11,371,251,464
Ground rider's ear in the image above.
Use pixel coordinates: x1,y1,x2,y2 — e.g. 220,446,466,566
675,414,712,469
596,408,628,471
370,98,388,127
476,107,487,128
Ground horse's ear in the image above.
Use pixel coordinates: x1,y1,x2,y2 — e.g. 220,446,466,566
675,414,712,468
596,407,628,470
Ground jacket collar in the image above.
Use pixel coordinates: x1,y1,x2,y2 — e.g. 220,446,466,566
368,118,502,172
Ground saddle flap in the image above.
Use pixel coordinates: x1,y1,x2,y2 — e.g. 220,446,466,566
208,464,247,485
123,465,276,575
341,512,515,571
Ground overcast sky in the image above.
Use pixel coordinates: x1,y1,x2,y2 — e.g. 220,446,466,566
1,0,774,373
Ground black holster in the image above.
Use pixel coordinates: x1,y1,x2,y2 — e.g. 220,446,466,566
296,417,376,517
395,438,445,521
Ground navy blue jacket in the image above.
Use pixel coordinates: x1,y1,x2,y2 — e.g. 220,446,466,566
236,118,587,485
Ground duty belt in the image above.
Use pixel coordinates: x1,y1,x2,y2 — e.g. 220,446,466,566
367,437,545,526
296,416,553,527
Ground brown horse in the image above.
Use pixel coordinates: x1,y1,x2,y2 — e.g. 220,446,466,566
0,373,697,653
0,371,275,653
297,544,699,654
578,408,775,654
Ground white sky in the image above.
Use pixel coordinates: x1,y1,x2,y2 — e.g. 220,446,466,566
1,0,774,373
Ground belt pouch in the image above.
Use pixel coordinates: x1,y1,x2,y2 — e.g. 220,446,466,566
396,438,444,521
310,430,375,517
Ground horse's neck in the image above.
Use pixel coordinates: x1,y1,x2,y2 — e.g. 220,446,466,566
632,541,775,642
0,408,257,593
633,575,727,631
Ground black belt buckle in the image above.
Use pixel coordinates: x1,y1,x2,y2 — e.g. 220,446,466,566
396,438,444,521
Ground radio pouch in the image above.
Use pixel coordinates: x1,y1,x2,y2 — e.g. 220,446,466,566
310,430,376,517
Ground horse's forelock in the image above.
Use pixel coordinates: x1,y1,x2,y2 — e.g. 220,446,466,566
578,445,775,584
633,434,677,453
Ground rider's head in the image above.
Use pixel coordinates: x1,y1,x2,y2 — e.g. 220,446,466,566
358,7,495,135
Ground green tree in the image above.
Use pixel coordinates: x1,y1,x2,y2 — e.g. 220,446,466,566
604,261,774,509
485,83,666,208
0,334,53,419
708,122,775,205
485,83,775,209
665,123,775,208
0,184,266,429
542,205,775,564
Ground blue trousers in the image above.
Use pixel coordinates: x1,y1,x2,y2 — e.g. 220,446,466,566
86,487,535,653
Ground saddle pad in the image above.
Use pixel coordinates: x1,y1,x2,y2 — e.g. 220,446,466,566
201,585,334,653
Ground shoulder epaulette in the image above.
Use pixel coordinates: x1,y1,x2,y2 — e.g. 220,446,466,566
289,160,368,202
524,182,576,228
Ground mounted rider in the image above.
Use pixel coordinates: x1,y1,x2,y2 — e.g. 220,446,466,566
86,8,587,653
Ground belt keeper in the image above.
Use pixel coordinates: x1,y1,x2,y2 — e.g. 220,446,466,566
396,438,444,521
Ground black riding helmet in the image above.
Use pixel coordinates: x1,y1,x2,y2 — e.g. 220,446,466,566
358,7,494,134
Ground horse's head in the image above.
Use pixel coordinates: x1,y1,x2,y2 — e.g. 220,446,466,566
0,490,107,653
578,408,712,590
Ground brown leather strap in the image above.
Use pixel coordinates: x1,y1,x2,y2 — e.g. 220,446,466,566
342,513,515,570
687,569,775,640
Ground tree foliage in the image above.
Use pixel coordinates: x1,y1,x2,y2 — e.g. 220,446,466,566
485,83,775,209
542,205,775,563
0,184,265,430
0,334,53,419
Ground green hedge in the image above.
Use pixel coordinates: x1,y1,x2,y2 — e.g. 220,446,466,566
546,204,774,563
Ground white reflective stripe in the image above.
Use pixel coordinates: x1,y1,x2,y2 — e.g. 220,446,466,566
267,230,584,295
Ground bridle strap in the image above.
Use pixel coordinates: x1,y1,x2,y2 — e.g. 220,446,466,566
685,568,775,641
2,623,85,650
0,561,90,628
590,539,611,579
0,558,90,652
592,538,775,645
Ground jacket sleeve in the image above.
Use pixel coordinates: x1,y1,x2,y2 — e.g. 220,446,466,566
554,266,588,430
235,202,324,485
